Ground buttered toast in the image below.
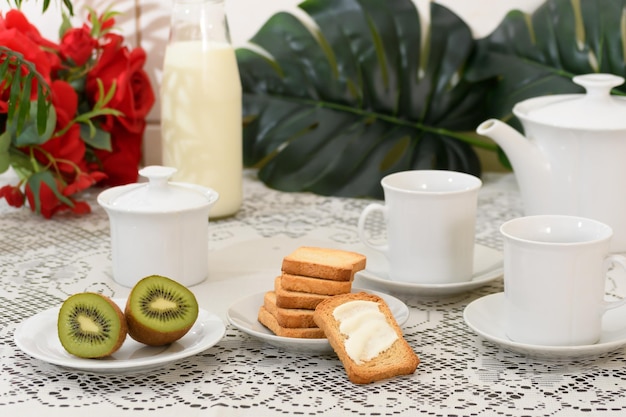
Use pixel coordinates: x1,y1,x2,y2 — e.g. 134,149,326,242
313,292,419,384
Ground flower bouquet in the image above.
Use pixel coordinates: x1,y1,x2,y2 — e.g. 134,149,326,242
0,7,154,218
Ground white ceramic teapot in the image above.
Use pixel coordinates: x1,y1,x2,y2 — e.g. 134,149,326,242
98,166,219,287
477,73,626,252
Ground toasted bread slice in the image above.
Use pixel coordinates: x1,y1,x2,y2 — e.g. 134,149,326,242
263,291,317,328
274,276,331,309
258,306,325,339
313,292,419,384
281,247,366,281
280,273,353,296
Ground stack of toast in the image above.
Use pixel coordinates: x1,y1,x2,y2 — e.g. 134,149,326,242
258,246,366,338
257,246,419,384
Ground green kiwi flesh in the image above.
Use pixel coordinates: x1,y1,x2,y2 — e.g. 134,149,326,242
57,293,127,358
125,275,199,346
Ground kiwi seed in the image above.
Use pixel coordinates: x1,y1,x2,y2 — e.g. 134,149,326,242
57,293,127,358
124,275,199,346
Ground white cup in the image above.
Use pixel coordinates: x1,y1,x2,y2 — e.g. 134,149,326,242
500,215,626,346
357,170,482,284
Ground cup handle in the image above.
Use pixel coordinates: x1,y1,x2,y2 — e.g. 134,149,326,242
603,254,626,311
357,203,388,254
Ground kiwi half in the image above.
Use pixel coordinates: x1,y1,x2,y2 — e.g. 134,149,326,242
125,275,199,346
57,293,127,358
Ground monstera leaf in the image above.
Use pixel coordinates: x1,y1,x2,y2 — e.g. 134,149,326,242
237,0,495,199
468,0,626,128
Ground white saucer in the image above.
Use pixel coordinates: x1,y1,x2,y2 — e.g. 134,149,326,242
226,288,409,354
464,292,626,359
14,298,226,373
354,244,503,297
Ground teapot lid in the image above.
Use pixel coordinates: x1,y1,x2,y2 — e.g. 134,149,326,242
101,166,218,213
518,73,626,130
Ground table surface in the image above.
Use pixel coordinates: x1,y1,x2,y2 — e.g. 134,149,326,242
1,170,626,417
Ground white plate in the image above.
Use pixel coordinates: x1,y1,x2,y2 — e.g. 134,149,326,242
354,244,503,297
14,298,225,373
464,292,626,359
227,288,410,354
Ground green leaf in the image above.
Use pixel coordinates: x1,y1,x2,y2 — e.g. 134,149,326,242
467,0,626,127
36,83,48,135
63,0,74,16
238,0,492,199
80,124,112,151
0,56,9,82
5,0,74,15
16,73,33,134
59,13,73,38
0,131,11,173
1,46,53,138
7,68,23,125
27,170,74,215
12,102,56,147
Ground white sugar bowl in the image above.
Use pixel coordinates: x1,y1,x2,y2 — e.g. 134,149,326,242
97,165,219,287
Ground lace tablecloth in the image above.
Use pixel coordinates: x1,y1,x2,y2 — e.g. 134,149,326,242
1,171,625,417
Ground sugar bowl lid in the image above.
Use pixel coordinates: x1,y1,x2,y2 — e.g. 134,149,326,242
98,165,219,213
515,73,626,130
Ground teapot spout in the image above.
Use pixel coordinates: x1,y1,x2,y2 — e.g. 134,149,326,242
476,119,549,215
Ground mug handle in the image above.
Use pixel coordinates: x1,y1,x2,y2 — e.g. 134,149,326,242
603,254,626,311
357,203,388,254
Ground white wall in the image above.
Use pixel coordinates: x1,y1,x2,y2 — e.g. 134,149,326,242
2,0,544,167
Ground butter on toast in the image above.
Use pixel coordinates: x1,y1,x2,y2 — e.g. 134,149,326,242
313,292,419,384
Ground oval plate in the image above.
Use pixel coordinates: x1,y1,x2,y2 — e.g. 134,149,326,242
227,288,409,354
14,298,225,373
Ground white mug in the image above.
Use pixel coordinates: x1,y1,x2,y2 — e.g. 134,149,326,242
500,215,626,346
357,170,482,284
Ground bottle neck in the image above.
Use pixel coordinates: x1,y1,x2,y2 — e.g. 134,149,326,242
169,0,231,44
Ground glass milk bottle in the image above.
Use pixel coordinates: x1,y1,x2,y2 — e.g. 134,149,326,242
161,0,242,218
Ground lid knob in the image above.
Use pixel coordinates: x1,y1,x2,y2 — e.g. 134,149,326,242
519,73,626,130
573,73,624,100
139,166,178,189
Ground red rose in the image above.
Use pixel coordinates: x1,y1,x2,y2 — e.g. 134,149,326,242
2,9,155,218
33,80,85,175
0,185,25,208
86,34,155,132
64,171,107,196
93,120,144,186
60,26,96,67
3,10,58,50
84,34,154,186
0,12,59,108
25,179,91,218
